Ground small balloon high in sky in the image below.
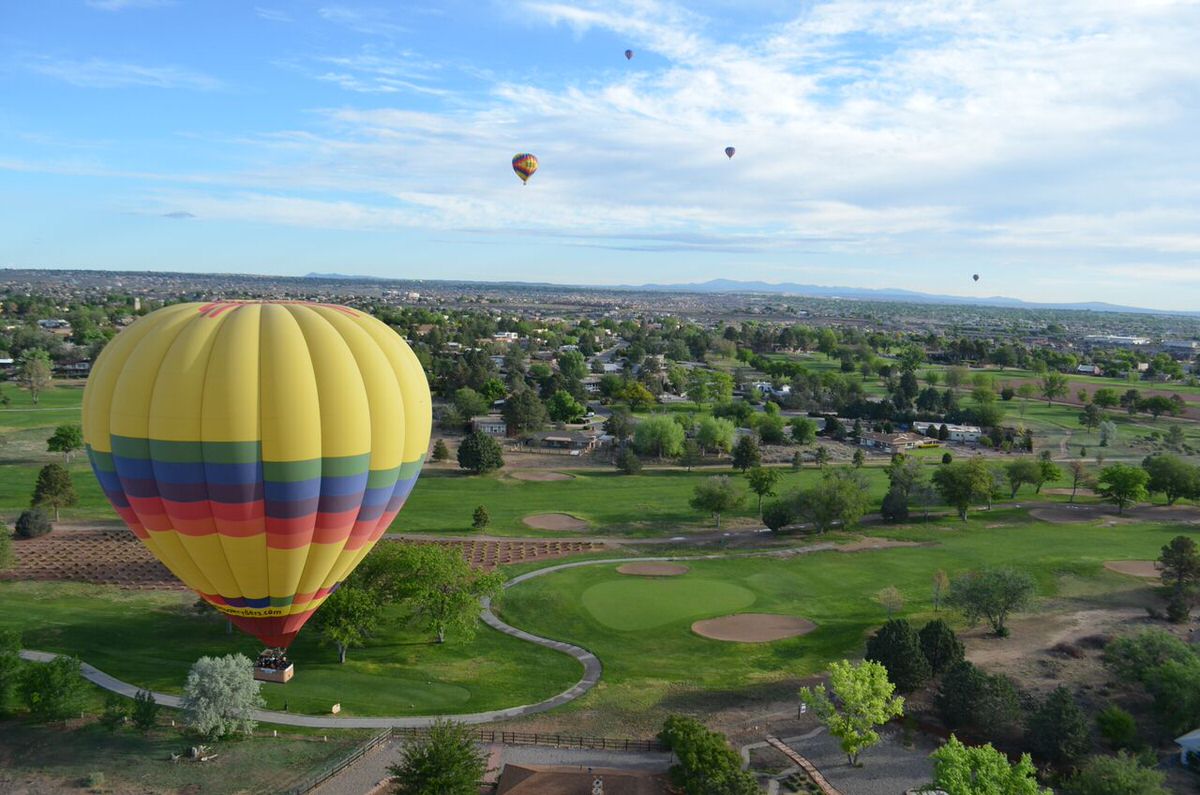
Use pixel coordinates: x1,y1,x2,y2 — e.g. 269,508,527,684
725,147,736,159
81,301,432,649
512,153,539,185
624,49,634,60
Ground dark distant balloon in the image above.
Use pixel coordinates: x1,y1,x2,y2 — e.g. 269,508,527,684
625,49,634,60
972,274,980,282
725,146,736,159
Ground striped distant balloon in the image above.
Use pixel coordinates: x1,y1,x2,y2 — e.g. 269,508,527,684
512,152,538,184
725,146,736,159
82,301,431,648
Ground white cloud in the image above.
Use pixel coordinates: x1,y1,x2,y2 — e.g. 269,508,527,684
26,57,221,90
85,0,171,10
255,7,292,23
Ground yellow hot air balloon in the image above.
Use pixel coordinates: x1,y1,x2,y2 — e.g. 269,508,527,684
82,301,431,649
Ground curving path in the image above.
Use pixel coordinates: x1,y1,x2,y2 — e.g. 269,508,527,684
18,543,837,728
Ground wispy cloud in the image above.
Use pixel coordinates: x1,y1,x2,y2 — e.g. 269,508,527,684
26,57,221,90
318,6,408,38
254,7,292,23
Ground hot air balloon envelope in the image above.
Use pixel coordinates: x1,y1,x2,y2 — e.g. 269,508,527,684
512,153,538,184
725,146,736,159
973,274,980,282
82,301,432,649
624,49,634,60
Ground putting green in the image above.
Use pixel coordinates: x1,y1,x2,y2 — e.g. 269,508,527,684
581,577,756,631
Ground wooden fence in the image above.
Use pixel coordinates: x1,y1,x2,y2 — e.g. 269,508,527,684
282,729,392,795
765,735,844,795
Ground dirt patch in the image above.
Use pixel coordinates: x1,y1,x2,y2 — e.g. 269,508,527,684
692,613,816,643
1104,560,1161,579
835,538,927,553
522,513,590,531
1030,505,1100,523
1,528,608,589
509,469,575,482
616,562,690,577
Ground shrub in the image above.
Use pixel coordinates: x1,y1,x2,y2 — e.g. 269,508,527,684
390,718,487,795
762,499,795,532
21,655,87,721
937,660,1022,738
182,654,263,738
431,439,450,462
131,689,159,733
1026,686,1090,765
471,505,490,531
15,508,52,538
1096,704,1138,750
1063,752,1168,795
99,693,127,731
615,446,643,475
659,715,761,794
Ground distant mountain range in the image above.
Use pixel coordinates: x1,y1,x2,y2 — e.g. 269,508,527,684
304,273,1191,316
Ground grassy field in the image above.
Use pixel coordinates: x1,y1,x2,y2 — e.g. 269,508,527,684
0,718,370,794
0,581,581,718
497,508,1187,731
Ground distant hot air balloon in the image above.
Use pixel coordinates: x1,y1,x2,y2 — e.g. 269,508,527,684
624,49,634,60
82,301,431,649
973,274,980,282
512,153,538,185
725,146,736,159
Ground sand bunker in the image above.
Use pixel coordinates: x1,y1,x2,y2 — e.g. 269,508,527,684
616,562,690,577
522,513,590,531
692,613,816,643
1104,560,1161,579
836,538,926,553
510,470,574,482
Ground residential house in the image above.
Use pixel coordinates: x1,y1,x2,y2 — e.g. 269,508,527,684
525,429,604,454
911,422,983,443
860,431,935,454
470,415,508,437
1176,728,1200,766
1076,364,1102,376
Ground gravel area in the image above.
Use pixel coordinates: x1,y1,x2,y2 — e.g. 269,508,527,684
786,728,936,795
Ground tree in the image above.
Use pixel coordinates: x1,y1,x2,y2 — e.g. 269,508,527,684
471,505,490,531
865,619,930,693
930,736,1049,795
1142,454,1199,506
557,349,588,382
1158,535,1200,622
0,521,11,572
1040,371,1068,405
407,544,504,643
633,414,685,459
690,476,745,530
311,585,382,663
932,459,994,520
762,498,795,532
431,439,450,462
546,389,586,423
17,350,52,405
790,417,817,445
500,388,547,434
456,431,504,474
1067,460,1090,502
679,439,702,472
932,570,950,612
131,688,160,733
615,445,643,474
604,408,635,442
182,654,264,738
813,444,831,467
946,567,1034,637
936,661,1023,737
920,619,965,675
1103,628,1196,682
1096,464,1150,514
880,486,910,523
452,387,490,419
389,719,488,795
21,655,87,721
0,629,22,715
99,692,127,731
697,416,736,454
31,463,76,521
799,468,871,533
618,380,656,410
1079,402,1103,432
46,424,83,463
731,435,761,472
852,448,865,468
1004,459,1041,498
1138,395,1178,419
1027,685,1090,765
799,660,905,766
1035,456,1060,494
745,466,780,517
1063,752,1169,795
15,508,52,538
658,716,760,795
875,586,905,618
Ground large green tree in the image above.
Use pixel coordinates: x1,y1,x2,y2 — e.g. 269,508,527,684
1142,454,1199,506
390,719,488,795
456,431,504,474
745,466,779,517
930,736,1050,795
689,476,745,530
17,350,52,405
500,388,547,435
1159,535,1200,622
1026,686,1090,765
864,619,931,694
799,660,905,766
1097,464,1150,514
311,585,383,663
21,655,88,722
46,424,83,463
933,458,995,520
731,435,761,472
946,567,1034,637
658,716,759,795
696,416,736,454
31,463,76,521
406,544,504,643
181,654,264,739
1063,752,1169,795
633,414,685,459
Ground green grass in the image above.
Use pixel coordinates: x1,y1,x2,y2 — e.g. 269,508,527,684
0,581,581,718
0,718,369,795
581,578,756,630
497,509,1187,730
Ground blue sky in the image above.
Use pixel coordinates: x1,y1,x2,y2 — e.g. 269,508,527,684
2,1,1199,309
